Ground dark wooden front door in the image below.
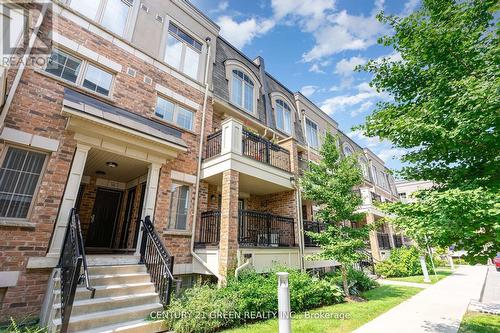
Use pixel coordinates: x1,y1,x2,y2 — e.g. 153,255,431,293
86,188,123,248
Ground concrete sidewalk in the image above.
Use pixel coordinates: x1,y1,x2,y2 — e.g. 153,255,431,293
378,279,430,289
354,265,488,333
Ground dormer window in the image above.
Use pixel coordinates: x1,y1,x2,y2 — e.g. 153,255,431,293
231,69,254,113
343,144,354,156
275,99,292,134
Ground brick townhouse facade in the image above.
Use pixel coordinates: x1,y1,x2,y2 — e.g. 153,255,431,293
0,1,402,331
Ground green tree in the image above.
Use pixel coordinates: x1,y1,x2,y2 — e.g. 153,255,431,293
356,0,500,261
300,133,369,296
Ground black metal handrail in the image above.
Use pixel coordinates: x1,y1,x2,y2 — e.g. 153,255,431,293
242,129,291,172
353,249,377,275
303,220,326,247
139,216,175,306
238,210,295,247
196,211,221,246
393,234,404,248
205,130,222,159
377,232,392,250
58,208,94,333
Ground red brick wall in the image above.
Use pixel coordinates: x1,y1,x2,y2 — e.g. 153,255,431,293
0,6,213,321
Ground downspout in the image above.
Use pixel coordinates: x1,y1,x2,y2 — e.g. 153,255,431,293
190,37,222,281
292,177,305,272
0,2,49,129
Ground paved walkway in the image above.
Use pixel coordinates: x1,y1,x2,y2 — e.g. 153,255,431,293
481,266,500,304
354,265,488,333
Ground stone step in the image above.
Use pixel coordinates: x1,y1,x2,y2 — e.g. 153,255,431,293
53,292,160,317
54,272,151,287
53,303,163,332
87,264,147,275
53,282,156,302
74,319,166,333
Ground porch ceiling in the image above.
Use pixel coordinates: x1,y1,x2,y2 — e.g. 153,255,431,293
84,148,149,183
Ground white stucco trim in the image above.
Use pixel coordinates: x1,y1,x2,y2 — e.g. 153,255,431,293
0,127,60,152
171,170,197,184
155,83,201,110
0,271,20,287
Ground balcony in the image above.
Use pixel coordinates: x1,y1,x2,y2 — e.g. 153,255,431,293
377,232,392,250
195,210,296,248
205,128,290,172
303,220,326,247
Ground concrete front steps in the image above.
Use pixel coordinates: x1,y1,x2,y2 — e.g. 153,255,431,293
51,264,165,333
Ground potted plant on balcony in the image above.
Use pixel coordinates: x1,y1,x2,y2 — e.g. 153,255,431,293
300,132,370,298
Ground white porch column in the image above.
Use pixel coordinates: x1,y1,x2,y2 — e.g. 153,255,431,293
135,162,161,255
221,118,243,155
47,144,91,257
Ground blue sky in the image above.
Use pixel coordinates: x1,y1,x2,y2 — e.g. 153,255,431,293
192,0,420,171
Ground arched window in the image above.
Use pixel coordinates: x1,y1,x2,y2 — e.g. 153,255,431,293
343,144,354,156
275,99,292,134
231,69,254,113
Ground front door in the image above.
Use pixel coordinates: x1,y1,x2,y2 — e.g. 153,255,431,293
119,186,136,248
86,188,123,248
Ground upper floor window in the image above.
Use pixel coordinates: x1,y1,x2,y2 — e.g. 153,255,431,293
168,183,190,230
0,147,46,219
359,157,369,178
45,48,114,97
231,70,254,113
155,96,194,131
371,166,378,184
0,4,25,51
343,144,354,156
68,0,133,37
164,23,202,79
275,99,292,134
305,118,319,149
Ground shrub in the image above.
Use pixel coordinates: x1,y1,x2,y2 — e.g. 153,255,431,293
164,268,344,332
2,318,47,333
375,247,423,278
326,268,378,295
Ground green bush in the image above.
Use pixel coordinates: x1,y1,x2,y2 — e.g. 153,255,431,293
1,318,47,333
375,247,424,278
163,268,344,332
326,268,378,295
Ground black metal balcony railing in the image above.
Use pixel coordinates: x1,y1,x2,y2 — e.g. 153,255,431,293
196,211,221,246
393,234,404,248
239,210,295,247
242,129,291,172
371,193,382,203
205,130,222,159
377,232,391,250
303,220,326,247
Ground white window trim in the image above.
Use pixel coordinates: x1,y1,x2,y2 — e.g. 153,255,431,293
160,19,204,81
167,182,191,231
270,92,295,136
155,95,195,132
304,116,320,150
342,142,355,156
225,60,261,116
66,0,136,39
44,47,116,97
0,145,48,223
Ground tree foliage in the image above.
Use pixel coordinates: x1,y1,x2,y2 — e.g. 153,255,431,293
358,0,499,188
300,133,369,295
357,0,499,260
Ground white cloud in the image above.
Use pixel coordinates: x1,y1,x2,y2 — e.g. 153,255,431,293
216,16,276,49
351,101,373,117
319,81,388,114
403,0,420,15
377,148,407,162
309,63,325,74
300,85,318,98
348,129,383,147
271,0,335,30
210,1,229,14
334,56,367,77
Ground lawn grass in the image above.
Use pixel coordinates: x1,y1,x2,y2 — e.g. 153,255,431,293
386,268,452,284
458,311,500,333
223,285,421,333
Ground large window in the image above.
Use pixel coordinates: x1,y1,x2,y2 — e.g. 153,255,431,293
343,144,354,156
0,147,46,219
231,69,254,113
155,96,194,131
275,99,292,134
371,166,378,184
164,23,202,79
68,0,132,37
168,183,190,230
45,49,114,96
359,158,369,179
0,4,26,52
305,118,319,149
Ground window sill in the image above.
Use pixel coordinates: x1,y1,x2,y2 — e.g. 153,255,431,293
164,229,192,236
152,115,197,136
0,219,36,228
34,68,116,104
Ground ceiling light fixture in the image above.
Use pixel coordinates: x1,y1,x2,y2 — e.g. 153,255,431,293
106,161,118,168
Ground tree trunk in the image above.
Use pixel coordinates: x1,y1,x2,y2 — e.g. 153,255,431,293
341,265,349,297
